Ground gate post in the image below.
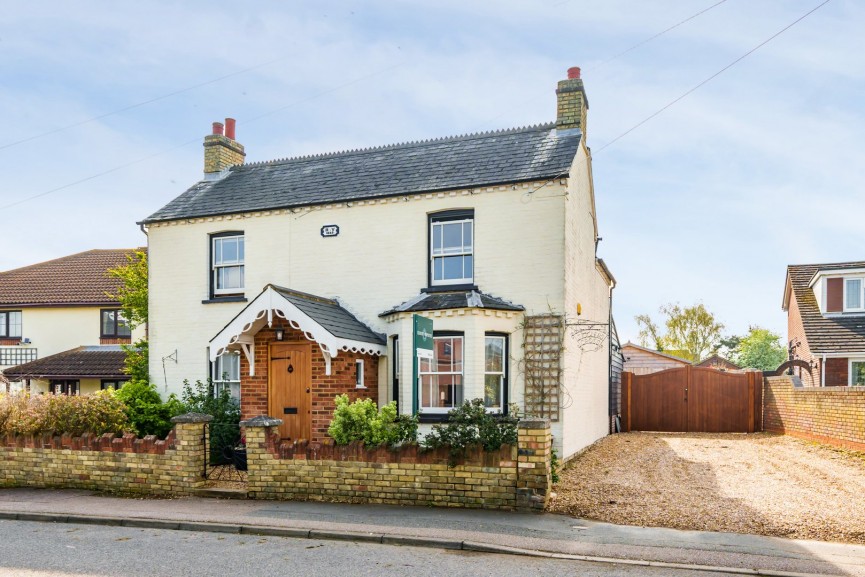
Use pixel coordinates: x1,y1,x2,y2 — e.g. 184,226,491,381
516,419,551,511
169,413,213,492
240,416,283,499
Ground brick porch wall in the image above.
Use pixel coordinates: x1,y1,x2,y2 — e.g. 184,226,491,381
239,325,379,443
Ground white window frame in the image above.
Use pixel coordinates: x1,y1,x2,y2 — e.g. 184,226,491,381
849,358,865,387
212,234,245,296
355,359,366,389
430,218,473,286
0,311,22,338
419,335,464,413
484,335,507,413
213,353,241,401
842,277,865,312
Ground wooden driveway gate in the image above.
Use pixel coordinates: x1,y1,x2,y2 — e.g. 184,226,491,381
621,366,762,433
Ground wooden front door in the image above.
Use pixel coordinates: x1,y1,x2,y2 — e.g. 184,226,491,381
268,343,312,441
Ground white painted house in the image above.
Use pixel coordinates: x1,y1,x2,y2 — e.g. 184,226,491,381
141,68,614,459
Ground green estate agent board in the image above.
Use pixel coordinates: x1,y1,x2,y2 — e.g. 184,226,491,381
412,314,433,414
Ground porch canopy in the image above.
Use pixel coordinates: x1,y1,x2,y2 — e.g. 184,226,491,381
210,284,386,376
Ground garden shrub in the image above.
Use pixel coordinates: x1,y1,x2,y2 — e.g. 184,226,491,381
181,379,240,463
422,398,519,464
328,395,418,447
115,380,185,439
0,391,128,437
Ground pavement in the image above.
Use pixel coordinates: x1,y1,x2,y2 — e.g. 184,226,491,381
0,488,863,577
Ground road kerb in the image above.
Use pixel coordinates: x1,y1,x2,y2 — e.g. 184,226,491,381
0,511,843,577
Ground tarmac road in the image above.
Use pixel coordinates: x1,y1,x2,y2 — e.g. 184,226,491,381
0,519,739,577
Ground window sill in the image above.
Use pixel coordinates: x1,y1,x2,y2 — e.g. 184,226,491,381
202,296,248,304
418,413,450,424
355,386,368,390
423,284,478,294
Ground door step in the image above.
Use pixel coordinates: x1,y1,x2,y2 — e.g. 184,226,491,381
194,487,248,499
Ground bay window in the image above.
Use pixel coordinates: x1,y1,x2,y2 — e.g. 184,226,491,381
419,334,463,412
484,334,507,412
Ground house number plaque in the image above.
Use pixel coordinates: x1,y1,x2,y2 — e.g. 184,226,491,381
320,224,339,237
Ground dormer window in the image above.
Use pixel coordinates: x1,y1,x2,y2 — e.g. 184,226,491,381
844,278,864,311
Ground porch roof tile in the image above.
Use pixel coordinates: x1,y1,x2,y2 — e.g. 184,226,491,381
380,289,524,316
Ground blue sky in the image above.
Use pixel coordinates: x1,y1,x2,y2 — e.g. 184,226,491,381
1,0,862,344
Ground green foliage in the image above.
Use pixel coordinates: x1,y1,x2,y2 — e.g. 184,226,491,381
115,380,184,439
727,326,787,371
550,446,560,484
106,249,148,330
327,395,417,447
181,379,241,463
0,392,128,437
422,399,519,464
107,249,151,385
636,303,724,362
121,339,149,382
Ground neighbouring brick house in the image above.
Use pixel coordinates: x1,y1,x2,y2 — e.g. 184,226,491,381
0,249,146,394
783,261,865,387
141,68,615,460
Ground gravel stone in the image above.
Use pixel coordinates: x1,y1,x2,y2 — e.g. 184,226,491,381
549,432,865,544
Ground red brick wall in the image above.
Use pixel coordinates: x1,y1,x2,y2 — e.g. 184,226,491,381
239,325,379,444
100,337,132,345
825,358,849,387
763,375,865,452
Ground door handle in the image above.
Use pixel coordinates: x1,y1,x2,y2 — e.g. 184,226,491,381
306,388,310,393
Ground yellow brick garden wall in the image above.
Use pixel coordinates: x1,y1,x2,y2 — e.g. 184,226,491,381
243,418,552,511
764,376,865,452
0,415,210,495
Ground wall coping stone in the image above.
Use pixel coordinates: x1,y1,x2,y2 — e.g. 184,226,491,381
241,415,283,428
518,419,550,429
170,413,214,424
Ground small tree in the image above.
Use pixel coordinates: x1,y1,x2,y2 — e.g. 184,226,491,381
635,303,724,362
106,249,149,381
728,326,786,371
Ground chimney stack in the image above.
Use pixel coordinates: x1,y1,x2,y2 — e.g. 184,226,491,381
556,67,589,138
203,117,245,177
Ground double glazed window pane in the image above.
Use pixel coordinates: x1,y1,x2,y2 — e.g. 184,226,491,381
215,354,240,382
852,362,865,386
431,220,473,284
102,310,131,337
213,235,245,293
484,336,505,411
1,311,22,338
845,279,862,310
419,336,464,410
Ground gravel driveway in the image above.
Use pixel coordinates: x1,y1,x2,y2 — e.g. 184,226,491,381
549,432,865,544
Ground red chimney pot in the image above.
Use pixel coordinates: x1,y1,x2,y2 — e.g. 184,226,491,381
567,67,581,80
212,122,224,136
224,118,236,140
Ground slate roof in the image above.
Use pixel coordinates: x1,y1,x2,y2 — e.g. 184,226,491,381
271,286,385,344
786,262,865,353
0,249,144,307
142,124,581,223
380,290,524,317
2,346,128,379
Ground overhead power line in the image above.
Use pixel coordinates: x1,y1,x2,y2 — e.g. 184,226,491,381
0,62,405,212
470,0,730,132
596,0,832,153
0,55,294,153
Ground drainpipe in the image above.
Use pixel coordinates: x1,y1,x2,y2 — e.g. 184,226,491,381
821,353,826,387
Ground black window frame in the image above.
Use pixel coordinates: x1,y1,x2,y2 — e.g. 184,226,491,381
0,310,22,340
51,380,79,396
100,309,132,338
484,332,510,415
209,230,246,299
427,209,475,289
100,379,128,391
391,335,400,413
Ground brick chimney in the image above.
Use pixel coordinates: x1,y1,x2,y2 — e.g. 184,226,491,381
203,117,245,177
556,67,589,138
